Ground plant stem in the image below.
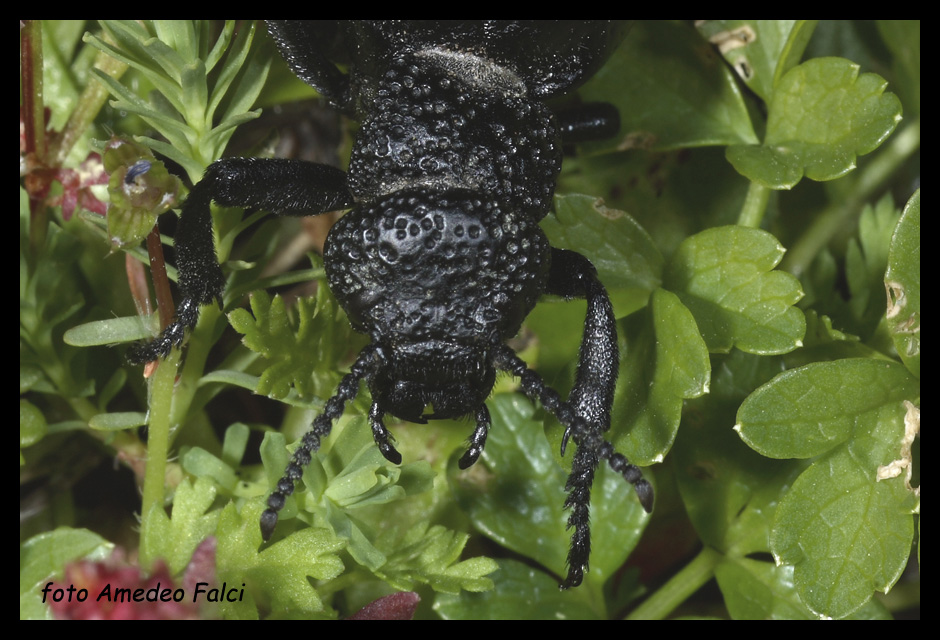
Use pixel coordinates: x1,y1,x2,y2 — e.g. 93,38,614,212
20,21,45,160
781,117,920,277
170,304,221,430
737,180,770,228
51,48,128,165
21,20,48,254
627,546,722,619
139,348,181,568
146,223,175,331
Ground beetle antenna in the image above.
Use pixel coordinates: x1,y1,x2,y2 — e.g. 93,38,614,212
260,345,380,540
492,345,652,506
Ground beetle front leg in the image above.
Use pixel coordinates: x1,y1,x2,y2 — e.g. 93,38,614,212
492,345,653,589
545,248,618,438
562,442,598,588
509,247,651,588
127,158,354,364
543,248,618,587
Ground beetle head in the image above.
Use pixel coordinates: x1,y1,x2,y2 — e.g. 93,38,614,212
368,340,496,422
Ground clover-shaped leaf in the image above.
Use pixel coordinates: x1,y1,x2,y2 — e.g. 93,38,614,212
736,358,919,618
449,394,649,594
544,194,664,318
727,57,902,189
664,225,805,355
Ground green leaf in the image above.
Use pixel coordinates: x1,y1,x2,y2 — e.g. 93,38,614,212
579,20,758,150
876,20,920,118
727,57,903,189
85,21,270,182
20,399,48,450
63,314,157,346
434,559,604,620
770,408,915,618
229,291,326,399
449,394,650,599
216,500,345,618
735,358,918,459
614,288,710,465
229,272,355,401
665,226,805,354
714,556,892,620
543,194,663,318
715,558,809,619
885,190,920,378
20,528,114,620
374,522,498,594
259,417,481,595
674,351,802,556
736,358,918,618
88,411,148,431
152,20,200,67
322,437,425,510
140,476,220,575
845,194,902,335
696,21,818,104
212,22,267,124
181,447,240,492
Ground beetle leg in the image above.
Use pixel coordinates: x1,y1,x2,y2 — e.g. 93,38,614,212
493,345,652,588
261,344,380,541
539,249,615,588
544,248,618,440
266,20,352,110
546,248,650,587
369,401,402,465
562,441,598,588
458,404,491,469
127,158,354,364
494,247,652,588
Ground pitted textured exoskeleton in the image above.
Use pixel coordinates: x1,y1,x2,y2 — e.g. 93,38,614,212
127,20,652,589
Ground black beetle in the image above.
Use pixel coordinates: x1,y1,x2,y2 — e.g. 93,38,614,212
128,20,652,589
